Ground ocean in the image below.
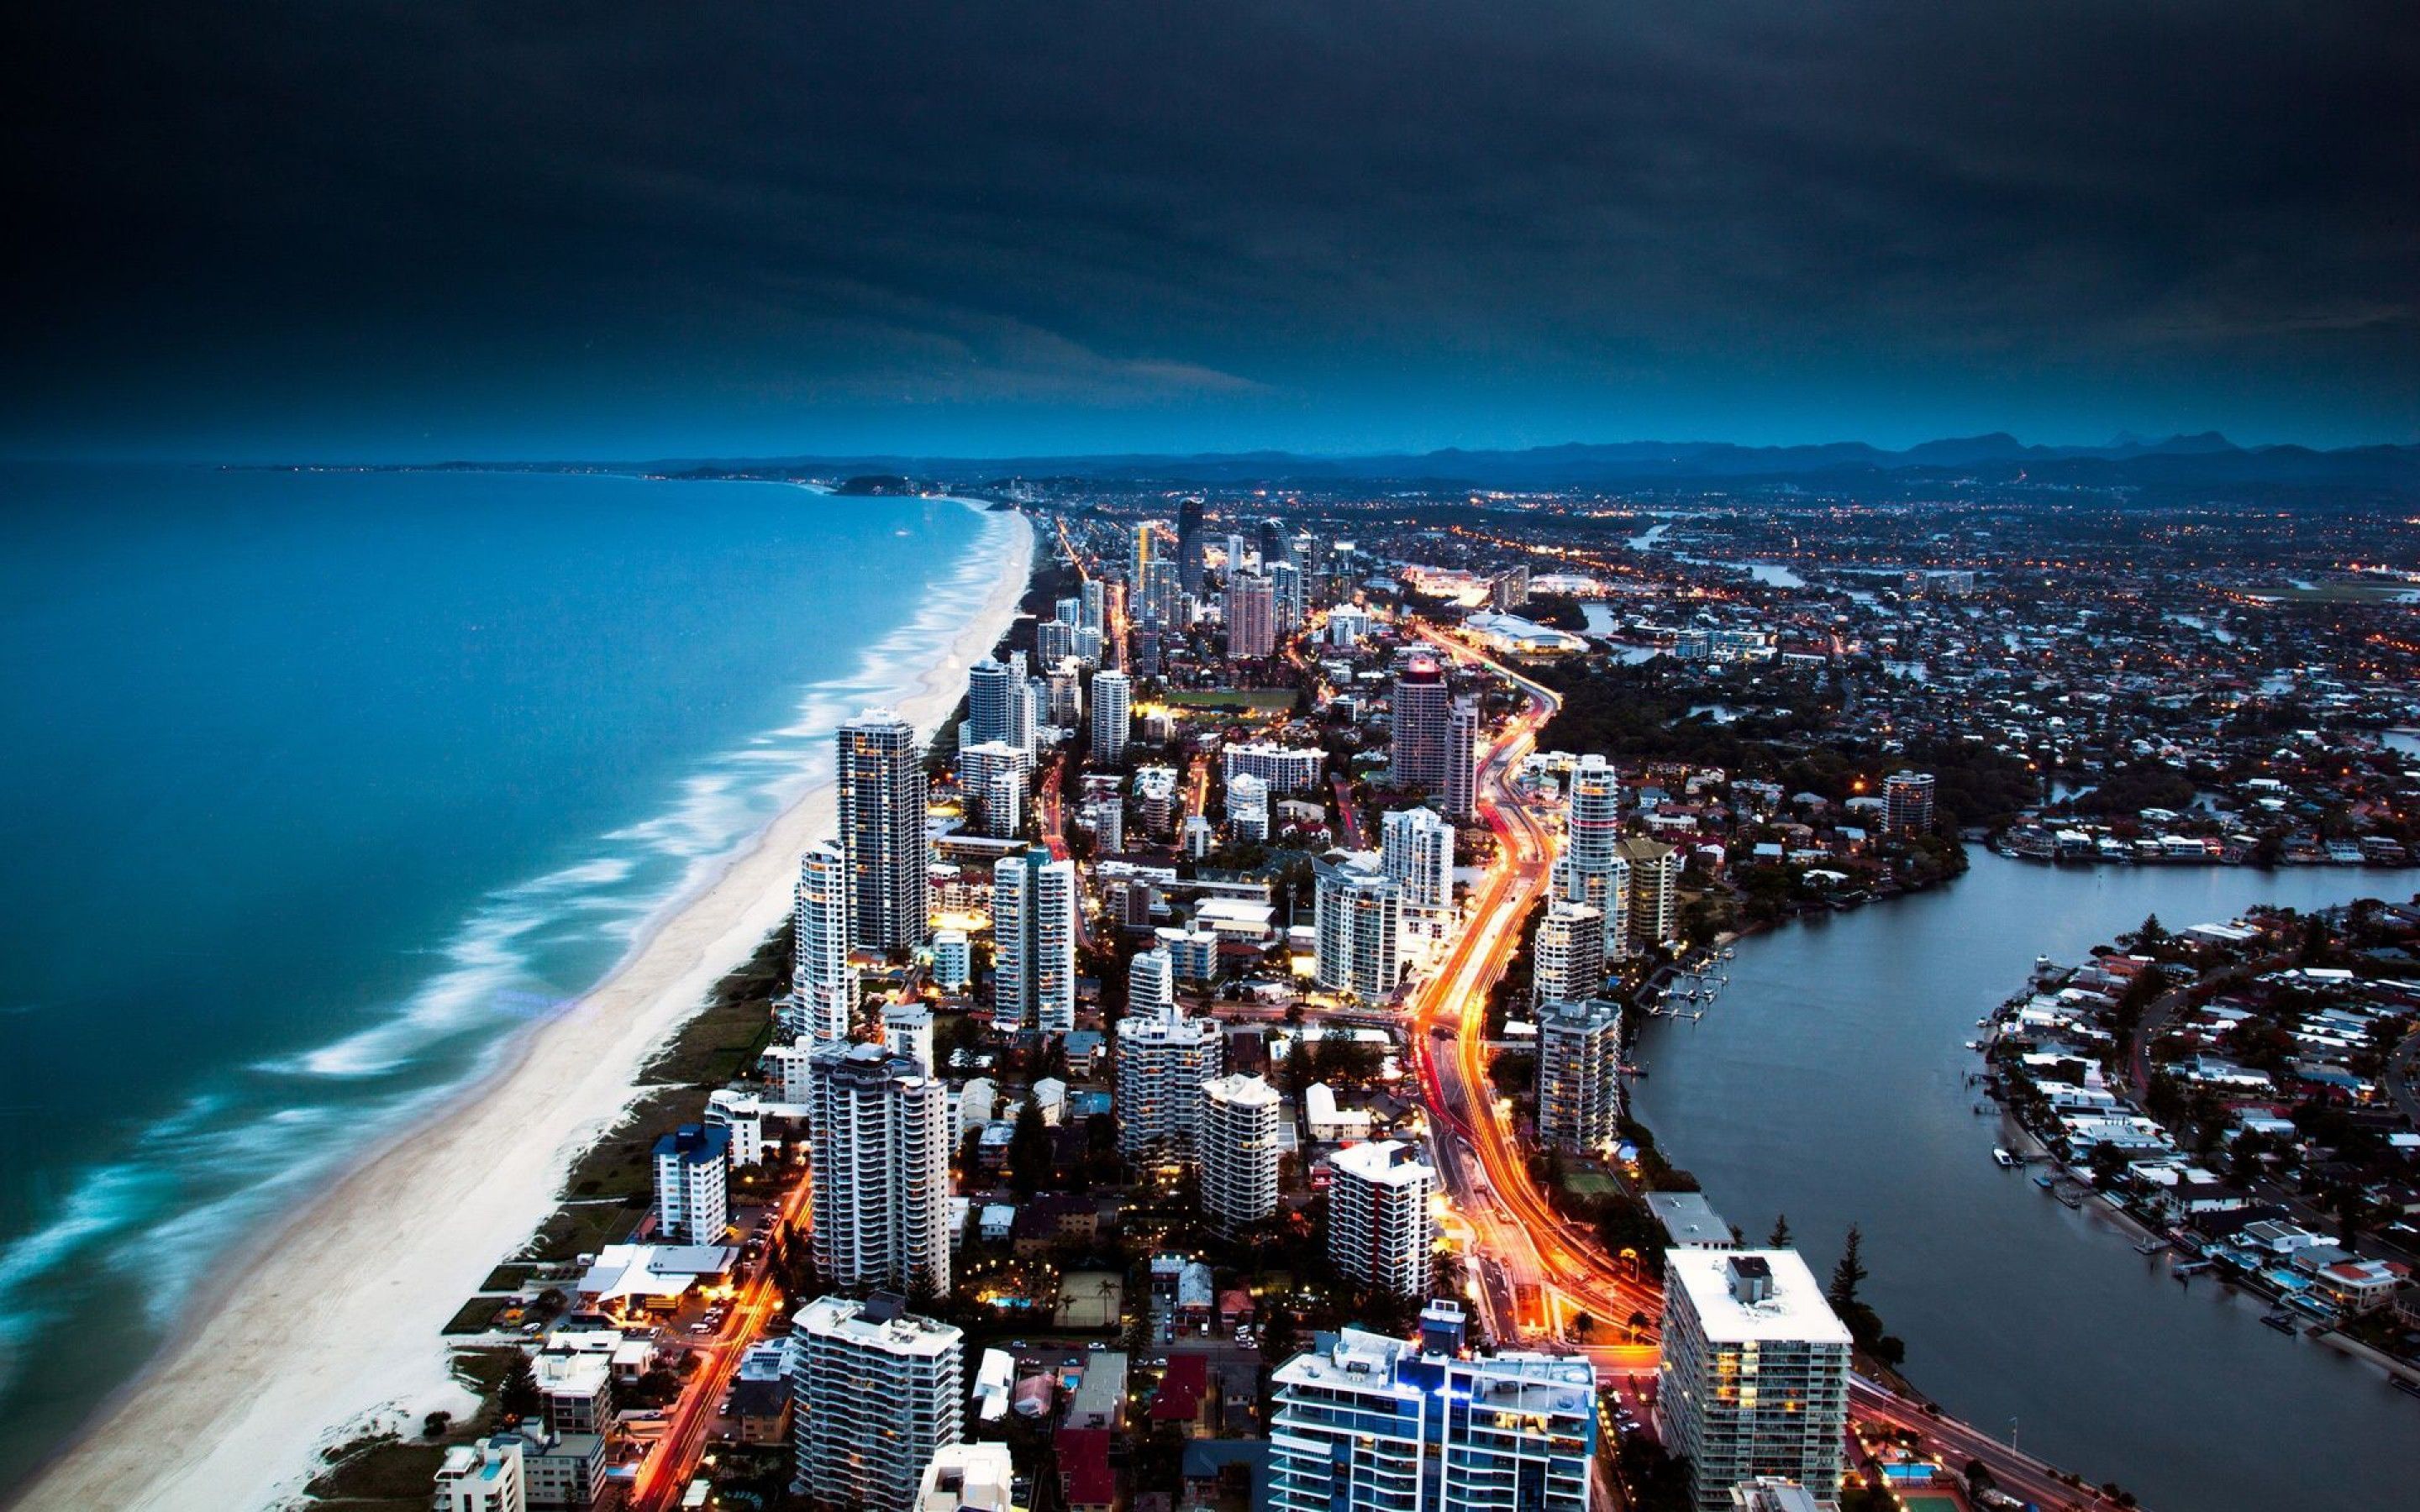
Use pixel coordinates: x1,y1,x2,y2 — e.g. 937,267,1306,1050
0,464,1007,1474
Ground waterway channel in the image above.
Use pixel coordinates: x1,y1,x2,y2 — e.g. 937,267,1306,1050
1631,850,2420,1512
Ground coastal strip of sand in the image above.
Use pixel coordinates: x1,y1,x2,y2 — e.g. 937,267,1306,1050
15,503,1033,1511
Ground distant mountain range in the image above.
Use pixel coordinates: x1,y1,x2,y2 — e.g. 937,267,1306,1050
474,432,2420,498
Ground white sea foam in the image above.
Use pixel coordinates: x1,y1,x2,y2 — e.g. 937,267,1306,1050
252,496,1014,1095
0,494,1025,1411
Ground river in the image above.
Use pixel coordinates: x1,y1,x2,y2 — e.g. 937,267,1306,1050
1631,851,2420,1512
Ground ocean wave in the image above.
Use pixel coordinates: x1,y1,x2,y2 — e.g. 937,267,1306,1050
249,499,1018,1093
0,497,1023,1393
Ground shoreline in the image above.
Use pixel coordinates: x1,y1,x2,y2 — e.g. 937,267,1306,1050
13,502,1034,1512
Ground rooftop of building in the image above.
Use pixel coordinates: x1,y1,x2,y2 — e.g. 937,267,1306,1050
1202,1073,1280,1107
1645,1190,1733,1247
797,1291,965,1356
1329,1139,1433,1187
576,1242,738,1301
1665,1248,1852,1346
651,1123,731,1164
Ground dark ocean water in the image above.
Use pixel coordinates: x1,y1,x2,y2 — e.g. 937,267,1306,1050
0,464,1007,1474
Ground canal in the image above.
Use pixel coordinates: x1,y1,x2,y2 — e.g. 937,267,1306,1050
1631,850,2420,1512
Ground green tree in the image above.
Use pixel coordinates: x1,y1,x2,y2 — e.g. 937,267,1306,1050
1008,1099,1051,1199
1767,1213,1792,1248
1828,1225,1867,1312
2088,1141,2131,1187
499,1352,541,1423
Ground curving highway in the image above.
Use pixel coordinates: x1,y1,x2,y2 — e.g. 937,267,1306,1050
1403,615,2128,1511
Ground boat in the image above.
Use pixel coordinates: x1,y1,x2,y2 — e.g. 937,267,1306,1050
2033,1172,2058,1189
1965,1040,1985,1052
2260,1311,2299,1334
1992,1147,2018,1168
2133,1237,2167,1255
2055,1187,2086,1209
2392,1375,2420,1400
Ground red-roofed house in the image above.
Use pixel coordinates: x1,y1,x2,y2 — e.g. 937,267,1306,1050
1147,1353,1213,1436
1218,1289,1257,1332
2316,1258,2409,1315
1058,1427,1119,1512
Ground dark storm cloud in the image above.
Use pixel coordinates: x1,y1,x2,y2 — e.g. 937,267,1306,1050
4,1,2414,454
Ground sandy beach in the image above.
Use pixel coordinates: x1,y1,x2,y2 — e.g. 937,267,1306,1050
15,503,1033,1511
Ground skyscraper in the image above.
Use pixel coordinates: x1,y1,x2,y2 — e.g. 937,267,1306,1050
1090,669,1130,764
1035,616,1076,668
792,842,859,1041
1389,657,1452,793
1044,659,1084,725
1225,772,1270,843
1531,901,1606,1008
1619,835,1681,952
792,1293,965,1512
1557,753,1628,960
992,852,1076,1032
929,928,971,993
1080,577,1105,635
808,1041,953,1296
1128,945,1176,1017
1268,1327,1595,1512
1442,697,1480,819
1114,999,1223,1162
958,740,1030,839
1313,851,1401,1002
1130,522,1158,592
1536,996,1623,1151
1328,1140,1436,1298
1177,495,1207,599
650,1124,730,1244
1382,806,1456,969
1226,572,1276,659
1200,1073,1281,1233
881,1000,935,1075
1380,806,1455,910
1656,1251,1852,1512
839,709,929,952
1269,559,1305,631
1257,517,1291,570
963,654,1030,753
1885,769,1937,833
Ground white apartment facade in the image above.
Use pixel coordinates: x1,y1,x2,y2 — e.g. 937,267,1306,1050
1200,1073,1281,1233
1328,1139,1436,1297
839,709,929,952
433,1436,526,1512
792,1293,965,1512
1532,901,1606,1008
808,1042,953,1296
792,841,859,1042
1114,1000,1223,1162
650,1124,730,1244
1537,996,1623,1152
1656,1251,1852,1512
991,852,1076,1032
1558,753,1629,960
1268,1329,1595,1512
1222,741,1326,795
1090,669,1131,764
1314,852,1401,1003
